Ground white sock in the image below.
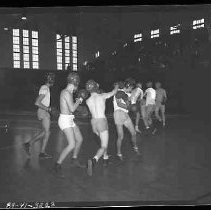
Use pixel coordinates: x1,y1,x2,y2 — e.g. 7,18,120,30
93,156,99,162
103,154,109,160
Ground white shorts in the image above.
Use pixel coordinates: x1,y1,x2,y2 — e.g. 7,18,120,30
58,114,76,130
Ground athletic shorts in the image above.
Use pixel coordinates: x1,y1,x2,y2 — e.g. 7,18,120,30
37,108,50,121
113,110,132,125
58,114,76,130
155,102,165,112
146,104,155,115
91,118,108,133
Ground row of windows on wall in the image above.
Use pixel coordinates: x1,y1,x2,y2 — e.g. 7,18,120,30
134,18,205,42
12,29,78,71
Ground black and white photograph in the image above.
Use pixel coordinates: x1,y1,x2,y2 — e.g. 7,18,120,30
0,3,211,207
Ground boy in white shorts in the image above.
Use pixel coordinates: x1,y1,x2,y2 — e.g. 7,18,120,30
53,72,85,178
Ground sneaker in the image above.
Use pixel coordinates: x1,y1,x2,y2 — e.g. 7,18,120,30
23,142,30,156
87,158,96,176
70,158,86,168
152,128,158,135
134,146,141,156
53,163,64,178
117,154,123,161
39,153,53,159
135,126,142,134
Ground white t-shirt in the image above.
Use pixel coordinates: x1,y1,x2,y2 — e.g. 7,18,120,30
145,88,156,106
39,85,50,107
130,87,144,104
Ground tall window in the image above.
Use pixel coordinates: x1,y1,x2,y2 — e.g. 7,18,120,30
151,29,159,38
72,36,77,71
134,33,142,42
95,51,100,58
170,24,180,35
13,29,39,69
56,35,77,71
193,18,204,29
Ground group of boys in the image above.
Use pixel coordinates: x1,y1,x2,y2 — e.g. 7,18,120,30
23,72,167,178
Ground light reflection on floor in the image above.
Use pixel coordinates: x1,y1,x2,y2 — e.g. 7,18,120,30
0,116,211,204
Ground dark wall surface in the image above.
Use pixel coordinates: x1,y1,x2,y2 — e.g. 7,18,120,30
1,64,210,118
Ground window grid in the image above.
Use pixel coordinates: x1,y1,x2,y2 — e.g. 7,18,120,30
12,29,39,69
134,33,142,42
13,29,20,68
65,37,70,70
56,34,63,70
170,24,180,35
193,18,204,29
151,29,160,38
71,36,77,71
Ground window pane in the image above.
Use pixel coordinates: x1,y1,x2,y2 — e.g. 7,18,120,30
65,50,70,56
24,62,30,69
32,31,38,38
57,41,62,48
57,56,62,63
13,37,19,44
32,54,38,62
65,42,70,49
32,39,38,46
23,46,29,53
73,57,77,64
14,61,20,68
72,50,77,57
65,56,70,63
23,30,29,37
23,38,29,45
72,36,77,43
13,45,20,52
73,64,77,69
32,47,38,54
57,63,62,70
23,54,29,61
13,29,19,36
56,34,61,40
72,43,77,50
65,36,70,42
13,53,20,60
32,62,39,69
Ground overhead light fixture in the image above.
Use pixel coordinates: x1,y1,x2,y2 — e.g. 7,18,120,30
3,27,8,31
21,16,27,20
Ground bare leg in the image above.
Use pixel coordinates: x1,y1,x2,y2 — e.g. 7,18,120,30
135,112,142,133
93,130,108,161
161,105,166,126
87,130,109,176
124,118,140,155
116,124,124,157
70,125,85,168
57,127,75,164
29,130,45,144
141,106,149,129
72,125,83,159
40,117,51,154
155,105,162,122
